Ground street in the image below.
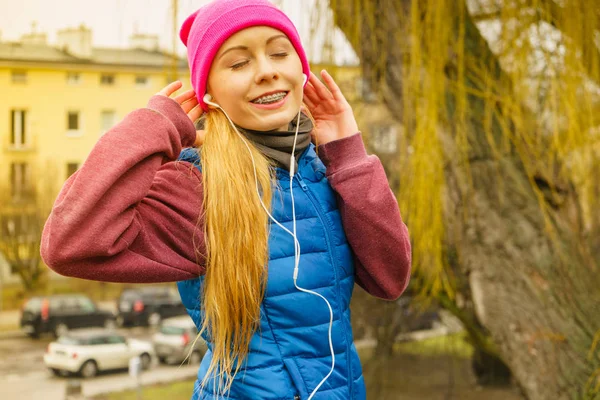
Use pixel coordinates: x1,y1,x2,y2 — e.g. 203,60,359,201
0,360,199,399
0,326,199,399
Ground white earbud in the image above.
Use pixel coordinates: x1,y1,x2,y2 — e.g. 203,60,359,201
204,93,218,107
302,73,308,85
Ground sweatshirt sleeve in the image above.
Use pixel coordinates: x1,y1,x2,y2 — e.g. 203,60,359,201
40,95,206,283
317,133,411,300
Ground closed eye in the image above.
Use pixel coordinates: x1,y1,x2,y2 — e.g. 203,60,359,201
231,61,249,70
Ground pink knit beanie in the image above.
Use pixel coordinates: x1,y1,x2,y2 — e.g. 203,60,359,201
180,0,311,111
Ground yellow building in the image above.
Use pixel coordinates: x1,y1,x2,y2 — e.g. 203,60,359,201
0,25,190,285
0,25,401,287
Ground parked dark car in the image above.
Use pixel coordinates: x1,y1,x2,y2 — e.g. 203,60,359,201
20,294,116,338
116,287,187,327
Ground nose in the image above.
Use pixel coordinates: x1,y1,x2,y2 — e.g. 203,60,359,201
254,56,279,84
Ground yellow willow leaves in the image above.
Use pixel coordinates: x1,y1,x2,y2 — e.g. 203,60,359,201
327,0,598,299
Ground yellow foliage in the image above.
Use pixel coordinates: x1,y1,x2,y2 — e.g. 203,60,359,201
351,0,600,299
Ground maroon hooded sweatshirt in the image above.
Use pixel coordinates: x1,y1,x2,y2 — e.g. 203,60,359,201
40,95,411,300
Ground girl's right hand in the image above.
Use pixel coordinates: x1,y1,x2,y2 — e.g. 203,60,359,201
157,81,205,147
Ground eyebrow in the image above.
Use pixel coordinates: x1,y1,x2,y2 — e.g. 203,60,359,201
217,34,290,61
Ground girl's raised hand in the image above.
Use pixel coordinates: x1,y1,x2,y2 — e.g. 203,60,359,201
302,70,359,146
157,81,205,147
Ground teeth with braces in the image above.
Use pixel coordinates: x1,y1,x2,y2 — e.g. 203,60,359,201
252,92,287,104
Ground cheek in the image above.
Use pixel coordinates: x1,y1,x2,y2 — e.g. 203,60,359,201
207,71,247,106
210,84,248,111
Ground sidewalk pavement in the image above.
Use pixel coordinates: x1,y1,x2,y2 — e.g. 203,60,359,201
0,308,20,339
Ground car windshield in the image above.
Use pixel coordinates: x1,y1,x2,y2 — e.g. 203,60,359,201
58,336,88,345
160,326,187,335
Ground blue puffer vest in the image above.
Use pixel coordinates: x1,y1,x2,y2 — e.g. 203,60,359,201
176,144,365,400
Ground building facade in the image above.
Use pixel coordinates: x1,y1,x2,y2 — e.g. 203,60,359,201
0,25,190,285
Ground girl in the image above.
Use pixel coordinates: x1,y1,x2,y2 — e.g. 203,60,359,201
41,0,411,398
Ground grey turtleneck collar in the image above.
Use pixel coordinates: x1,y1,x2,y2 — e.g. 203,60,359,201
196,112,313,171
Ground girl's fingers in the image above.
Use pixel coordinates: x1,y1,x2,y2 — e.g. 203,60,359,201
181,97,199,113
320,70,344,102
308,71,333,101
188,104,203,122
303,81,321,104
174,89,196,104
157,81,183,97
302,94,316,111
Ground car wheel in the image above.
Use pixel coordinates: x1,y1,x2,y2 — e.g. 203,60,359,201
27,332,40,339
104,318,116,330
49,368,62,376
190,351,202,364
79,360,98,378
140,353,152,370
148,312,161,327
53,322,69,338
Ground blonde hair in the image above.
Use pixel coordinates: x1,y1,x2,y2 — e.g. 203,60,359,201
196,109,275,394
192,104,315,395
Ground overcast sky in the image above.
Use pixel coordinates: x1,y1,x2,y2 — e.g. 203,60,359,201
0,0,358,64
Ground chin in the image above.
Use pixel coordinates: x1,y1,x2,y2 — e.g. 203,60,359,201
249,111,296,132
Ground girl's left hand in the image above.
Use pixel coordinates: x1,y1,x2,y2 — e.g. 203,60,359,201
302,70,359,145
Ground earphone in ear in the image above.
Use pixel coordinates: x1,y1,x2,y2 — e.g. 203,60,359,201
302,73,308,85
204,93,220,108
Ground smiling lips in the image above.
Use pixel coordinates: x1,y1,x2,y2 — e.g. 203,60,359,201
251,91,289,104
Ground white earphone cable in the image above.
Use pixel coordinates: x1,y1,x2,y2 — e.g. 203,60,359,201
288,109,335,400
203,81,335,399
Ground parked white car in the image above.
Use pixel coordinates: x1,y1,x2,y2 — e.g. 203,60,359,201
44,328,154,378
152,316,207,365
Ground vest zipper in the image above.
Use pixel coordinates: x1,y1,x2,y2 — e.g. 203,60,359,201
295,173,308,191
293,172,354,398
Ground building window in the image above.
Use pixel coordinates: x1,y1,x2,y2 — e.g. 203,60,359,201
10,109,27,147
100,110,116,135
11,70,27,83
10,162,31,201
135,75,149,87
66,72,81,84
100,74,115,86
66,162,79,179
66,111,83,137
370,125,398,154
67,111,80,130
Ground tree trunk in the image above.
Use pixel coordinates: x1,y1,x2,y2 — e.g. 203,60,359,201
329,1,600,399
